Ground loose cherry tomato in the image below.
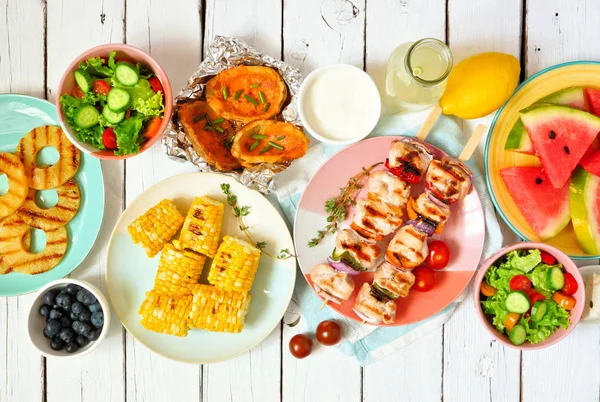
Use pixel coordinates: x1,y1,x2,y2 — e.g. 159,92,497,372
480,281,497,297
425,240,450,269
148,76,164,93
93,79,112,95
509,275,531,292
315,320,342,346
289,334,313,359
526,289,545,305
552,291,576,310
561,272,578,296
102,127,118,150
71,86,85,99
540,251,556,265
413,266,436,292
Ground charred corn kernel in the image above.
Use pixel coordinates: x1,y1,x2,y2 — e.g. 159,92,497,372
153,242,206,296
138,290,192,337
180,196,224,258
187,284,251,333
207,236,261,293
128,199,185,258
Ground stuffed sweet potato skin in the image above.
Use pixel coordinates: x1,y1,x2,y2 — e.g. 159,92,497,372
178,101,242,171
205,66,287,124
231,120,309,168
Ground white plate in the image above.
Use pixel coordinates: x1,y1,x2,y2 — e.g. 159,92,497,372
578,265,600,325
105,173,296,363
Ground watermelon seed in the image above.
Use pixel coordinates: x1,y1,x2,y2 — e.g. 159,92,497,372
549,130,556,139
564,146,570,154
535,177,543,184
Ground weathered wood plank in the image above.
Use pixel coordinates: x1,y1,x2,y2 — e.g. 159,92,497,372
45,1,125,401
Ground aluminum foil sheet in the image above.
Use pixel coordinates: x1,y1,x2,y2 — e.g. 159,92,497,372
162,36,303,194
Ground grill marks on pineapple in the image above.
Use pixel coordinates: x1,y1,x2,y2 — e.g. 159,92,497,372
17,179,81,230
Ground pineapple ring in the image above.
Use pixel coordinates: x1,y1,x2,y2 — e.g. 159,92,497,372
17,179,81,230
0,214,67,275
16,125,81,190
0,153,28,220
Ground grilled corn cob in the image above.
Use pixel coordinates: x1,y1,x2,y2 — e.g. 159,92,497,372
128,199,185,258
187,284,251,333
154,240,206,296
139,290,192,337
207,236,261,293
179,196,224,258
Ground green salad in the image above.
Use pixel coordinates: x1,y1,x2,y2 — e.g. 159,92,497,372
480,249,577,346
60,51,165,156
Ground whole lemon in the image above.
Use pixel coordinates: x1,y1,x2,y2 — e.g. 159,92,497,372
440,52,520,119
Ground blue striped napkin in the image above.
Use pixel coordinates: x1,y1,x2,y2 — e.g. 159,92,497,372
270,110,503,365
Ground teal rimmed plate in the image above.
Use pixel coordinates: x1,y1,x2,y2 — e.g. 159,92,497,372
485,61,600,259
0,94,104,295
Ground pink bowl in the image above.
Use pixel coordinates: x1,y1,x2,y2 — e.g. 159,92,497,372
56,44,173,160
473,242,584,350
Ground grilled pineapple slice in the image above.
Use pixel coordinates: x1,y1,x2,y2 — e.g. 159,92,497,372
17,179,80,230
16,125,81,190
0,153,28,219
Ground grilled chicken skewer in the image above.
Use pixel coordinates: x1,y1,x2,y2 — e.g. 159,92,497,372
353,282,397,325
309,263,356,305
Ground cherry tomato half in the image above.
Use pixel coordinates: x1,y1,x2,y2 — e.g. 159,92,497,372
540,251,557,265
71,86,85,99
148,76,164,93
425,240,450,270
561,272,578,296
552,291,576,310
93,79,112,95
526,289,545,305
289,334,313,359
102,127,118,150
315,320,342,346
413,266,436,292
509,275,531,292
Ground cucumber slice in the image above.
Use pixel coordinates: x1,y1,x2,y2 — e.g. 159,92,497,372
505,291,531,313
73,105,99,128
106,88,131,112
102,105,125,125
508,324,527,346
546,267,565,291
531,301,548,322
114,63,139,86
74,69,92,93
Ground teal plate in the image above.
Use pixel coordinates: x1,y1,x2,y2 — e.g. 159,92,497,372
0,94,104,296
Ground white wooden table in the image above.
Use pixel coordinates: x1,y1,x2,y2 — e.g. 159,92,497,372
1,1,600,401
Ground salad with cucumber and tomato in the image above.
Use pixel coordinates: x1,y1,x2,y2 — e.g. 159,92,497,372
480,249,578,346
59,51,165,156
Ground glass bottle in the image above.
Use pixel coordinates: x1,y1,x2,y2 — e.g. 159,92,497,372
385,38,453,111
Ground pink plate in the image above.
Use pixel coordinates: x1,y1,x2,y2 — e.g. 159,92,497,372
293,136,486,326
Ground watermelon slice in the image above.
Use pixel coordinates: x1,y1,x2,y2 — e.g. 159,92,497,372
580,149,600,177
501,167,571,240
584,88,600,117
520,105,600,189
570,166,600,254
505,87,588,154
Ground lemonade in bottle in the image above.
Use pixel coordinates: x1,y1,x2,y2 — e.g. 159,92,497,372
385,38,453,111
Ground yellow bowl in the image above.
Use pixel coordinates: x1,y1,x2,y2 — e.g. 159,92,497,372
485,61,600,259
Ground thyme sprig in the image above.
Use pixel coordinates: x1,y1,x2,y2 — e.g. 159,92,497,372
221,183,296,260
308,162,383,247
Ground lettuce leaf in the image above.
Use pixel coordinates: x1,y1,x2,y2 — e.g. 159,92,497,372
110,78,164,117
113,114,146,156
79,51,116,77
518,301,570,344
504,249,541,273
59,95,105,150
527,263,558,297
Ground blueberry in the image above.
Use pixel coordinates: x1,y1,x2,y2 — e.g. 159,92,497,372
50,339,65,351
55,292,73,310
76,335,89,347
45,320,61,337
60,316,73,329
39,304,51,317
58,327,76,343
76,289,97,306
44,289,59,306
48,308,63,320
78,310,92,322
70,311,80,321
65,342,79,353
71,302,85,314
86,329,100,341
65,283,81,295
77,322,92,335
90,311,104,328
43,327,53,339
88,302,102,313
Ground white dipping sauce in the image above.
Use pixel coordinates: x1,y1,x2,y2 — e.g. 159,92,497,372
300,64,381,144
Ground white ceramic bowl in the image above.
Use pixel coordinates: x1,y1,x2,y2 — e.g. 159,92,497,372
298,64,381,145
27,278,110,359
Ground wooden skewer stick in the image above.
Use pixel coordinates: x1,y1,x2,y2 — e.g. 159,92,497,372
458,124,488,161
416,104,443,141
320,299,328,310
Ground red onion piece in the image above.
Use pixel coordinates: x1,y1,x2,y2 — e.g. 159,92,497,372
406,219,436,237
327,257,361,276
427,192,452,211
